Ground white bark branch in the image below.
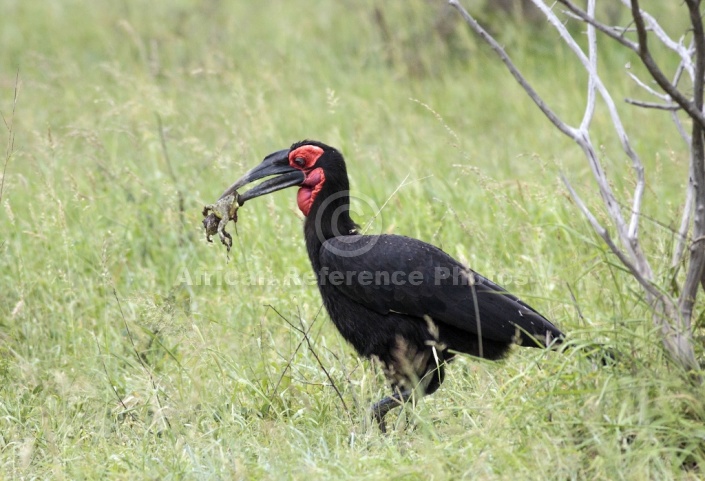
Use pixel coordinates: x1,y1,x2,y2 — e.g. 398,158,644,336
626,71,671,101
624,99,680,110
673,176,694,269
580,0,597,132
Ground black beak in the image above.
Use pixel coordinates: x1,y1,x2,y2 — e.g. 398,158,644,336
219,148,305,204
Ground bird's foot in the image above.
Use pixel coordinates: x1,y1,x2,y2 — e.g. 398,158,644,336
370,389,412,434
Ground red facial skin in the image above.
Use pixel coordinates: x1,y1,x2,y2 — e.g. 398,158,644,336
289,145,326,216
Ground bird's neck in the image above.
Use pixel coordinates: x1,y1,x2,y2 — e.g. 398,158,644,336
303,192,359,269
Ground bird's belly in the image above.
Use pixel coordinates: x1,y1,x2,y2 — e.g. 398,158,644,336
317,283,384,356
316,283,435,359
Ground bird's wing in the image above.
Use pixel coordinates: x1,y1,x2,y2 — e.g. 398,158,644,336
319,234,563,345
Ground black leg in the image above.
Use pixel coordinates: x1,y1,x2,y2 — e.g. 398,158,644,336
371,389,412,433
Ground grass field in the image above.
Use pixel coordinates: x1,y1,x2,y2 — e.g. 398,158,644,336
1,1,703,479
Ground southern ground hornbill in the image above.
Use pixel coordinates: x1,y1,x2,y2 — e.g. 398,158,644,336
216,140,564,430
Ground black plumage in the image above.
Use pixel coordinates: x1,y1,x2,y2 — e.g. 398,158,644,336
220,140,564,430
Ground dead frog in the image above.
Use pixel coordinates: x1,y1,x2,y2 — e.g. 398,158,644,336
202,192,240,252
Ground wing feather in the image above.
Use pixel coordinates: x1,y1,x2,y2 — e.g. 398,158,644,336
319,234,563,345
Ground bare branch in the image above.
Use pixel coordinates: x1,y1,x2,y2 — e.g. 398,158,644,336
297,312,351,420
673,180,694,269
580,0,597,132
670,45,693,145
628,0,705,130
672,114,692,146
676,0,705,333
625,98,681,110
451,0,652,275
557,0,638,50
156,114,185,230
626,71,671,101
672,39,693,87
671,42,694,270
564,179,698,369
621,0,695,79
450,0,631,264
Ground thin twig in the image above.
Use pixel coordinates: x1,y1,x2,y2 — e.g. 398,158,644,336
297,308,352,420
113,288,172,430
94,333,130,413
626,71,671,101
579,0,597,132
266,304,305,334
557,0,637,50
265,304,352,421
612,198,687,241
0,69,19,206
362,172,433,234
625,98,681,110
265,304,322,407
155,114,185,229
565,282,586,327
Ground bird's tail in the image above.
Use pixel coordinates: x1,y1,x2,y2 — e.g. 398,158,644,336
557,339,617,366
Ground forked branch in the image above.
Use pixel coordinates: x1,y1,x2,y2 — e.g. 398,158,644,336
557,0,705,129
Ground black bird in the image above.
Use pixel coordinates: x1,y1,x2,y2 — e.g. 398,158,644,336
220,140,564,430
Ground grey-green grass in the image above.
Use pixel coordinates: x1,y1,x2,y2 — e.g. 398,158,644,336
0,1,703,479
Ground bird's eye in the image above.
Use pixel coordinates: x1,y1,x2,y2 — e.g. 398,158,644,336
294,157,305,167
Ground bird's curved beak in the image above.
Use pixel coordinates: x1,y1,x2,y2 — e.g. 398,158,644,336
219,148,305,204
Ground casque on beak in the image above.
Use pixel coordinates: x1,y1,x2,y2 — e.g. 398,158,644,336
219,148,305,204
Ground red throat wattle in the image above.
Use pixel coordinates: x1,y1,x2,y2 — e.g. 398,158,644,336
297,167,325,216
